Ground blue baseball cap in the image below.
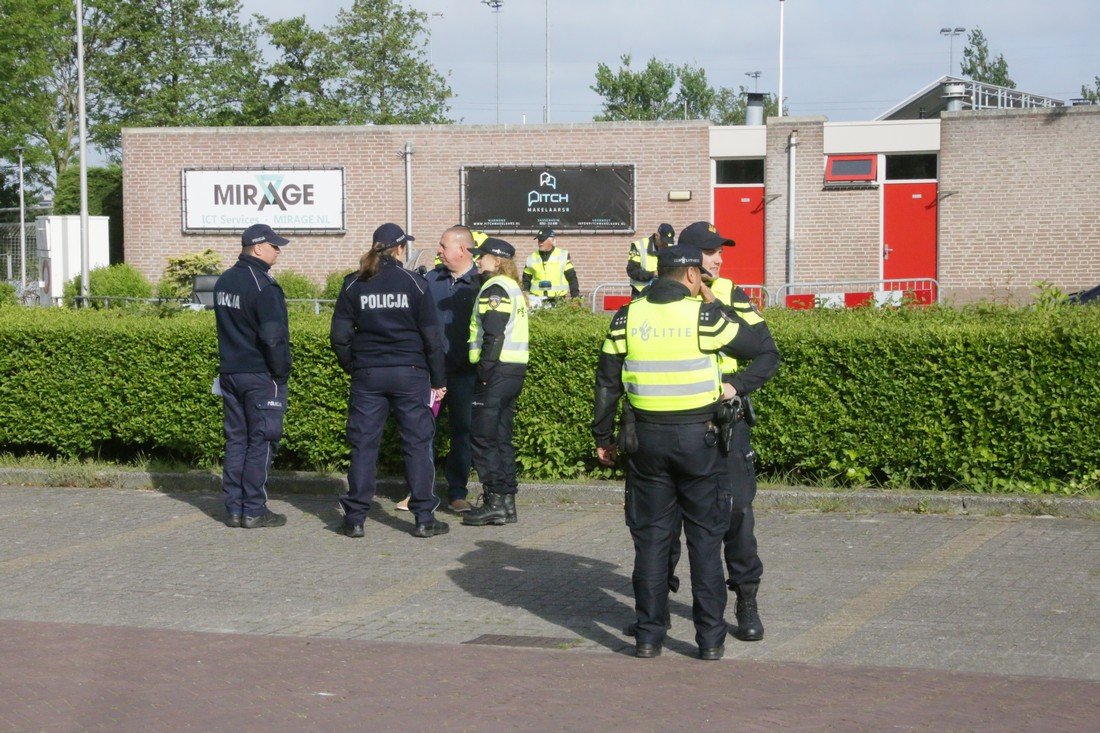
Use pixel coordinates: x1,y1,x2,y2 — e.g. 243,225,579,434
372,223,415,249
241,223,289,248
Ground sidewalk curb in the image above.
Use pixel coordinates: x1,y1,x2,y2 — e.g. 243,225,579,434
0,467,1096,518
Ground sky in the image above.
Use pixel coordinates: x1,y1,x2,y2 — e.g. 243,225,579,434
239,0,1099,124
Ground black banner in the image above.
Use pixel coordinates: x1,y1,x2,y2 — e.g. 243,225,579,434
464,165,634,233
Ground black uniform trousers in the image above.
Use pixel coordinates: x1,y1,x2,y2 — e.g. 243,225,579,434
666,419,763,586
342,366,438,525
440,369,476,501
470,368,526,495
626,420,731,650
221,373,287,518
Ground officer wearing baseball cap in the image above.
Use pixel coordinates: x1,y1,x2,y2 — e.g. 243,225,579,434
633,221,780,644
627,223,676,298
591,232,777,660
330,222,451,539
213,224,292,528
463,237,530,527
522,228,579,304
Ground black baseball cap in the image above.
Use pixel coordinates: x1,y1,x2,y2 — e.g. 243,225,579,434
535,228,556,242
656,245,704,268
657,223,676,245
372,222,415,249
468,237,515,259
678,221,735,250
241,223,289,248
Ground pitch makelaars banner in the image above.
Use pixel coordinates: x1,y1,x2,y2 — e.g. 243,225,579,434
463,165,635,233
182,168,345,233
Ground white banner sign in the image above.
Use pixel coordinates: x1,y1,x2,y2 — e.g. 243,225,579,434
182,168,345,232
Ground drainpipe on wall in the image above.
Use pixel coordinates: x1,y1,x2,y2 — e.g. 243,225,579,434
786,130,798,284
403,142,414,264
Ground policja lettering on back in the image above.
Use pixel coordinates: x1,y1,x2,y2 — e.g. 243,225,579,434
360,293,410,309
591,243,779,661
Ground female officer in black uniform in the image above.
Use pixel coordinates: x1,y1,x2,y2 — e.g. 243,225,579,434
330,223,449,538
462,238,530,526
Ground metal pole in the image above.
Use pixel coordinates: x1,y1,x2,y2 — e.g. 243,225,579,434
404,142,413,264
786,130,798,284
16,147,26,288
428,12,443,67
76,0,90,299
495,7,501,123
544,0,550,123
778,0,785,117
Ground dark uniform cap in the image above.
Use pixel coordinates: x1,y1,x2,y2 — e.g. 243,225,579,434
656,245,704,268
535,228,556,242
657,223,676,245
372,222,415,249
468,237,515,259
241,223,289,248
678,221,735,249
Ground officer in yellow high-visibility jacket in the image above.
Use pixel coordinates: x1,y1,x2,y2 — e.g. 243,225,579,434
522,228,579,303
592,243,778,661
626,223,675,297
463,237,530,527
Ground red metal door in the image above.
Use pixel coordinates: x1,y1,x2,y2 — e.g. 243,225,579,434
883,182,937,284
713,186,765,285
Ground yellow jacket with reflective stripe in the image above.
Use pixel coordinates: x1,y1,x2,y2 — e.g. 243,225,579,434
523,246,573,297
710,277,764,374
617,297,724,412
469,274,529,364
627,237,656,292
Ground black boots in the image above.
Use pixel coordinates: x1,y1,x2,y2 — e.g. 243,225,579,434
730,581,764,641
463,492,513,526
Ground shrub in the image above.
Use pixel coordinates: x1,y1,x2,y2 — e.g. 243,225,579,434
0,282,16,308
61,264,153,307
157,249,223,299
0,304,1097,493
322,271,352,300
278,270,322,300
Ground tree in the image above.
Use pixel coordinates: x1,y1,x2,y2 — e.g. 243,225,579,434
329,0,452,125
592,55,782,124
254,15,345,126
90,0,266,156
960,27,1015,88
1080,76,1100,103
0,0,108,186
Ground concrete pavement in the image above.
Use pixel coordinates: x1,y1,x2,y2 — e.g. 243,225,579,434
0,483,1097,731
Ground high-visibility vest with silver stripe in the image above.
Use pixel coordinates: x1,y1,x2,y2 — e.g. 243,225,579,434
628,237,656,292
469,274,530,364
711,277,764,375
524,247,571,297
621,297,722,411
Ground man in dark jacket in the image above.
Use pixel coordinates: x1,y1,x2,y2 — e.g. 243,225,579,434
214,224,292,529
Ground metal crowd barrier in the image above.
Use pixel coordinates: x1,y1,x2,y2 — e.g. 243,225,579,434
590,282,770,312
771,279,940,308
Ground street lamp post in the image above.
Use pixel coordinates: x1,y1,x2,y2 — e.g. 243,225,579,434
544,0,550,123
746,71,761,93
940,27,966,76
14,146,26,289
76,0,90,300
777,0,785,117
482,0,504,124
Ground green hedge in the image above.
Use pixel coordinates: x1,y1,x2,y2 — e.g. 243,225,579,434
0,303,1097,493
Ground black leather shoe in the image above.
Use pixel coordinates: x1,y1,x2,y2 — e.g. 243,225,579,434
241,511,287,528
730,581,765,641
502,493,518,523
699,645,725,661
225,513,242,528
412,519,450,538
462,493,508,526
635,642,661,659
344,523,364,538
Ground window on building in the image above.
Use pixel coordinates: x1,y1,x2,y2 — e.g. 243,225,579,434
715,159,764,185
885,154,938,180
824,154,877,184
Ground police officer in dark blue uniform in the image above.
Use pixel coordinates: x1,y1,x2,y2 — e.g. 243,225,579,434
214,223,292,529
330,223,450,538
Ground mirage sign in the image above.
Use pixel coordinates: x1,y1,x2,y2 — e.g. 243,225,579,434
182,168,345,233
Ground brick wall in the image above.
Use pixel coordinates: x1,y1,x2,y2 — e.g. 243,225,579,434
122,121,712,294
764,117,881,293
938,106,1100,303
